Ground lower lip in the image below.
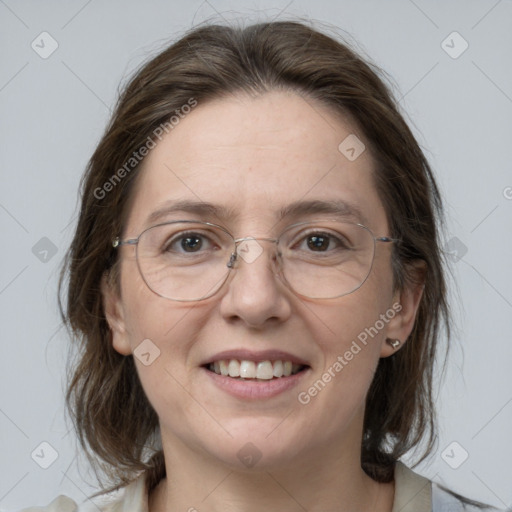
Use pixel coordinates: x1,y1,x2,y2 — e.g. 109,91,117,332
203,367,309,400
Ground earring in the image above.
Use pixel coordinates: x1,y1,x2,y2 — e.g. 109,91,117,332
387,338,401,349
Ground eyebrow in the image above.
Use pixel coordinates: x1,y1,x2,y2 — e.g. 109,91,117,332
145,199,237,226
145,198,367,227
278,199,367,225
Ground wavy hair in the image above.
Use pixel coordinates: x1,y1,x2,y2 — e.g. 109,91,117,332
59,19,450,491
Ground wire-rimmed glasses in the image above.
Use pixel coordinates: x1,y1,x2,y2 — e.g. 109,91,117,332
112,220,398,301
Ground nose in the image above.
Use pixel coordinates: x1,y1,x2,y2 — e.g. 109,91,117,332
219,238,292,328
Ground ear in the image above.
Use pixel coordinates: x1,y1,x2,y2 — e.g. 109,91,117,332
101,270,132,356
380,261,426,358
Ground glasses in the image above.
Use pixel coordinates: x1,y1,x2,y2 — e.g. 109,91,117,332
112,220,398,301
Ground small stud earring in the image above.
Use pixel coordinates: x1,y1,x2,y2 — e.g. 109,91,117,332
387,338,401,349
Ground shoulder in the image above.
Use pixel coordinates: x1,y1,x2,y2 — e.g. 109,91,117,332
17,495,78,512
432,482,506,512
17,473,147,512
394,461,507,512
16,495,121,512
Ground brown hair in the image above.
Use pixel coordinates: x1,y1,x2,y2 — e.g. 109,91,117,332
60,19,450,491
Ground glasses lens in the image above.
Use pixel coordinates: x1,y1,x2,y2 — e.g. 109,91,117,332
133,220,376,301
136,222,234,301
278,222,375,299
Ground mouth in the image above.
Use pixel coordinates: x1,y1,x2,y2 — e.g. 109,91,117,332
200,349,311,399
204,359,308,381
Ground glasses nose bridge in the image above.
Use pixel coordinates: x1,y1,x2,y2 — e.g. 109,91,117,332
226,236,281,270
233,235,278,245
233,236,280,258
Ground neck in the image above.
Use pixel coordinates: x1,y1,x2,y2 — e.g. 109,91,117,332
149,433,395,512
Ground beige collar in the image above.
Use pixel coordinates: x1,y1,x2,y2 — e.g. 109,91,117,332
392,461,431,512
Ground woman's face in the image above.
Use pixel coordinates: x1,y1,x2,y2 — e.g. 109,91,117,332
104,90,421,471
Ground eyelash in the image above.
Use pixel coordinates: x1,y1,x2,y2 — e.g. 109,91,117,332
163,230,351,254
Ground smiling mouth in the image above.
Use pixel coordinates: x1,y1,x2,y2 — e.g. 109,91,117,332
205,359,308,380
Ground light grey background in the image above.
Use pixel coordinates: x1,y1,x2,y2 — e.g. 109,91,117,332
1,0,511,510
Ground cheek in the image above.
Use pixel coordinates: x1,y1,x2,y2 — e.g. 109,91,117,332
296,259,395,407
302,296,385,389
123,298,226,449
119,260,218,374
120,291,213,429
304,267,394,358
292,304,386,444
119,256,193,343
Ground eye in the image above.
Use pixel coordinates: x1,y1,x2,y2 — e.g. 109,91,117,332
306,234,332,251
165,231,214,253
296,231,349,253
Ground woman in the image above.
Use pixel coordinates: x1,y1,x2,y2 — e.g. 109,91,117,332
22,20,503,512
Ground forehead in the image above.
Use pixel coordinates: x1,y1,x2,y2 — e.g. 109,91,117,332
125,90,387,235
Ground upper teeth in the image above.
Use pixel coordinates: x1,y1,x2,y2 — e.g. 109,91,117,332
208,360,303,379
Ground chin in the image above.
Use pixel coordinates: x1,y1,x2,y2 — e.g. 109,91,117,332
180,418,304,470
205,439,303,472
